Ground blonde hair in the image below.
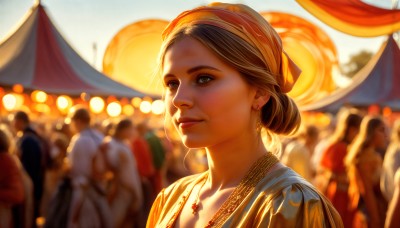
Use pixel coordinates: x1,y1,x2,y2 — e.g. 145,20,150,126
391,119,400,143
345,116,384,167
328,108,362,146
159,24,301,138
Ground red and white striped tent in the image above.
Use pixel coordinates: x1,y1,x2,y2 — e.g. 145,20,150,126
0,2,146,98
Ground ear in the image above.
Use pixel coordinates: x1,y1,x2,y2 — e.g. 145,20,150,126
253,89,270,111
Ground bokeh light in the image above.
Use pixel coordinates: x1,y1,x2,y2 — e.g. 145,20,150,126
2,93,24,111
151,100,165,115
31,90,48,103
89,96,105,114
2,93,17,111
12,84,24,93
122,104,135,116
140,100,152,114
131,97,142,108
107,101,122,117
56,95,73,114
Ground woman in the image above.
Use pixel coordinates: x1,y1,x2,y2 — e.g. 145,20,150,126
0,125,24,227
103,119,143,227
346,116,388,227
316,109,362,226
147,3,342,227
381,119,400,202
385,168,400,228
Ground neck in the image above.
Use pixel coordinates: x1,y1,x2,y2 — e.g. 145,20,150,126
78,125,90,133
205,133,267,190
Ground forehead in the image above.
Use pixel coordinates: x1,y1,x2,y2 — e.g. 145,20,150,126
163,37,227,73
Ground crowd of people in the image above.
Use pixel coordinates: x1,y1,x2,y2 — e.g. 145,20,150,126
0,106,399,228
281,108,400,228
0,106,191,228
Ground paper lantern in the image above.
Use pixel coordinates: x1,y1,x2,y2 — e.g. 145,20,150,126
103,19,169,95
261,12,338,106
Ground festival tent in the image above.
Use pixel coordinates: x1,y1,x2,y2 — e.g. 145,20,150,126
300,36,400,112
0,3,146,98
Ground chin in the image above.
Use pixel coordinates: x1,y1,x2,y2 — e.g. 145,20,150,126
181,135,209,149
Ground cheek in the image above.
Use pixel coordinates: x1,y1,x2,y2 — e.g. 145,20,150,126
201,83,251,132
165,93,175,115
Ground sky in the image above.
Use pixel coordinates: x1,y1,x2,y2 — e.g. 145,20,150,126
0,0,394,71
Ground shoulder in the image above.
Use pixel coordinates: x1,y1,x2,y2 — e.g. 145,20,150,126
0,153,18,168
359,148,381,164
252,167,343,227
395,168,400,186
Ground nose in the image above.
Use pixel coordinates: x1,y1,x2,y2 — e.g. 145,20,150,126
172,83,193,109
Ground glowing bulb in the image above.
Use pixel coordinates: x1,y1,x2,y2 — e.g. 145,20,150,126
56,95,72,113
89,97,105,114
151,100,165,115
34,91,47,103
122,104,134,116
131,97,142,108
140,101,152,114
12,84,24,93
2,94,17,111
107,102,122,117
34,104,50,113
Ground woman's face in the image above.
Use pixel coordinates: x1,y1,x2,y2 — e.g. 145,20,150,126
372,123,387,150
162,37,257,148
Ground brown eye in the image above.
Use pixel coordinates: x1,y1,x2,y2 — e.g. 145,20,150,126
165,80,179,90
196,75,213,85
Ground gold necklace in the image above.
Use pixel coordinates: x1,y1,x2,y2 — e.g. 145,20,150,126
191,174,208,214
205,153,278,228
165,152,279,228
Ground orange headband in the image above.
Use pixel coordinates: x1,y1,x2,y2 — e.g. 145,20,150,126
162,2,301,93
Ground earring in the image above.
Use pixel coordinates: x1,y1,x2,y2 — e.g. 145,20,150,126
254,104,261,111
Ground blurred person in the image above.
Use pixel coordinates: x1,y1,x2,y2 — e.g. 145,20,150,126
101,119,115,137
66,106,111,228
316,110,362,227
147,3,343,227
0,125,24,227
346,116,388,227
385,168,400,228
381,119,400,202
12,110,46,224
311,114,335,170
131,122,156,215
40,126,70,217
100,118,142,227
142,123,166,194
281,125,319,181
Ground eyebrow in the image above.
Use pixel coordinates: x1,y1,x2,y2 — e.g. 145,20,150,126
163,65,221,79
187,65,220,74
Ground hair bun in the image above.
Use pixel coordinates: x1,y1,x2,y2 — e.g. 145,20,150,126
260,93,300,135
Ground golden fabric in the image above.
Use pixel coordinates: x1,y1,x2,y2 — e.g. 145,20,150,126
296,0,400,37
162,3,301,93
147,166,343,227
260,12,337,106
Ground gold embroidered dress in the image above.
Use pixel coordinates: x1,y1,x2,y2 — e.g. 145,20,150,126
147,166,343,227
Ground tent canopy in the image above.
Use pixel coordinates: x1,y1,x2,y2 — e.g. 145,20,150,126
300,36,400,112
0,3,146,98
